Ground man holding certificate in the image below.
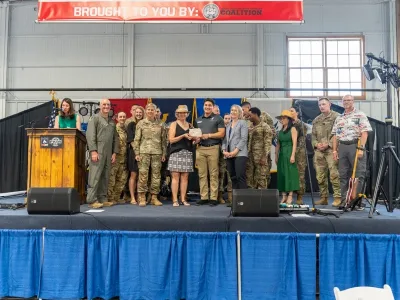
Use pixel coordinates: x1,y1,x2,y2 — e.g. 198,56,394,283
192,98,225,206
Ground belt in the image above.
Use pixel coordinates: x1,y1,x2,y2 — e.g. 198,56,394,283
199,143,220,147
339,139,358,145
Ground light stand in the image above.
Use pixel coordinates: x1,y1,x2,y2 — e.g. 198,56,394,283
365,53,400,217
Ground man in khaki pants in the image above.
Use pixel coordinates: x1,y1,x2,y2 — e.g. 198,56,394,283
193,98,225,206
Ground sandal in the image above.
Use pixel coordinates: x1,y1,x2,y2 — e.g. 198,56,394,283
173,201,180,207
280,193,288,204
181,201,190,206
287,194,293,205
130,198,137,205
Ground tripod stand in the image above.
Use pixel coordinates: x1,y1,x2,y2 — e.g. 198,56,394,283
364,53,400,218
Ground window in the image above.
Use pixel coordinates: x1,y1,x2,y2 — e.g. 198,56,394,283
287,37,364,99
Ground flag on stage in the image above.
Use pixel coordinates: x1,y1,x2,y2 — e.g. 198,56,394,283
48,100,58,128
109,98,149,119
151,98,195,124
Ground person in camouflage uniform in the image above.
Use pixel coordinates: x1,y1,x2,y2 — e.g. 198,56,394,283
246,107,273,189
86,99,119,209
107,112,129,204
242,101,275,185
134,103,167,207
312,98,341,206
289,107,308,204
218,113,233,203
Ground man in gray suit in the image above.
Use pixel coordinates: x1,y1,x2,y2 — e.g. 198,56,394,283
222,104,249,190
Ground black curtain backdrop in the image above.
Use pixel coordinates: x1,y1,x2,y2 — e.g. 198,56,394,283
0,101,53,193
293,99,400,199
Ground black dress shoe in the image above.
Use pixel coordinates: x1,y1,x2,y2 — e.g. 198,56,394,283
195,199,209,206
209,200,218,207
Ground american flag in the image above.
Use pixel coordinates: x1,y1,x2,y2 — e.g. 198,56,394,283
48,100,58,128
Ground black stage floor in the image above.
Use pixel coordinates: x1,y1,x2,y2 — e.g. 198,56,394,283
0,194,399,234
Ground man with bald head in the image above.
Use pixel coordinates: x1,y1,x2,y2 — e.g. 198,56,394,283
86,98,120,208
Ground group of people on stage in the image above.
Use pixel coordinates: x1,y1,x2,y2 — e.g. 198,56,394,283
54,94,372,210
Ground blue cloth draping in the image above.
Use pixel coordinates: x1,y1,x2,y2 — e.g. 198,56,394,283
0,230,41,298
240,233,316,300
319,234,400,300
151,98,195,124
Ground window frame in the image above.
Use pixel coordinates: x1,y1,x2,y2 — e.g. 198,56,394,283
286,36,366,100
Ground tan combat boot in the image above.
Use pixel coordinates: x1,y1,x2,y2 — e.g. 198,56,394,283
218,192,225,204
332,197,342,207
226,191,233,207
138,193,146,207
146,193,152,204
315,197,328,205
89,201,104,209
102,200,114,207
151,194,163,206
296,194,304,205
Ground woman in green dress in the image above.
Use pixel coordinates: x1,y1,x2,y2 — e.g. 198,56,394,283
275,110,300,204
54,98,81,130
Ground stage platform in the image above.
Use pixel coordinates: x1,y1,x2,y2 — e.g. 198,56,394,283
0,194,399,234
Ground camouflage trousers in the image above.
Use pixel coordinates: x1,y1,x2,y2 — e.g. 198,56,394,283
314,149,341,198
295,147,307,195
246,154,270,189
219,155,232,192
137,154,162,194
107,162,129,202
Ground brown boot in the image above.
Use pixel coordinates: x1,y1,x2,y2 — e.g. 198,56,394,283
332,197,342,207
151,194,163,206
89,201,104,209
218,192,225,204
138,193,146,207
296,194,304,205
315,197,328,205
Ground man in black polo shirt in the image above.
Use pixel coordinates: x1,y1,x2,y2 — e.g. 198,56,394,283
193,98,225,206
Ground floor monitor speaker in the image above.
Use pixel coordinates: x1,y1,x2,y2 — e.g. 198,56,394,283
27,188,80,215
232,189,279,217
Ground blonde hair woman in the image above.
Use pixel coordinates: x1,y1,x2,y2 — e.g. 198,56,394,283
126,105,145,204
168,105,194,207
222,104,248,190
133,103,167,207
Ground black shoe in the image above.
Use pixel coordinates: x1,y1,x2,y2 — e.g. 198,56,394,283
209,200,218,207
195,199,209,206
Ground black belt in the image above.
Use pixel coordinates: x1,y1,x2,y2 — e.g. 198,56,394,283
199,143,220,147
339,139,358,145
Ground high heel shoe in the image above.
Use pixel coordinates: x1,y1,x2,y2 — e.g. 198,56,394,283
287,194,293,204
280,194,288,204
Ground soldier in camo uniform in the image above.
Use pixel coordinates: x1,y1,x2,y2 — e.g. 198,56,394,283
242,101,274,185
312,98,341,206
133,103,167,207
246,107,273,189
289,106,308,204
218,113,233,204
107,112,129,204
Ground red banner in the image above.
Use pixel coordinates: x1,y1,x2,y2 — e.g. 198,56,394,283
37,0,303,23
109,98,148,119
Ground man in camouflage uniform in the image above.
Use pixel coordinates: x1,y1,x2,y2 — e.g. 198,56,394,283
125,104,138,127
218,113,233,204
242,101,274,185
246,107,273,189
289,107,308,204
107,112,129,204
86,98,119,209
312,98,342,206
134,103,167,207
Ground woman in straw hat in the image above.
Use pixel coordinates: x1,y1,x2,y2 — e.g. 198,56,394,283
275,110,300,204
167,105,194,207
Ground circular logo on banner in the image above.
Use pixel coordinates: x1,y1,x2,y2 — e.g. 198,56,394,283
202,3,220,21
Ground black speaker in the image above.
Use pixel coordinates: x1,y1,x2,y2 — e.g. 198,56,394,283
27,188,80,215
232,189,280,217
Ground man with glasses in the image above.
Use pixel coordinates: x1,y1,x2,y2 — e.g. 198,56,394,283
332,94,372,208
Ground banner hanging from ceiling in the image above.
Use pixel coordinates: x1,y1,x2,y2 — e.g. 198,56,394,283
37,0,304,23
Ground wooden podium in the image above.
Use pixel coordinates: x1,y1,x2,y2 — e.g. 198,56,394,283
26,128,87,204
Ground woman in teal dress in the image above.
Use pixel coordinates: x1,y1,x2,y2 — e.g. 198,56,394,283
54,98,81,130
275,110,300,204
